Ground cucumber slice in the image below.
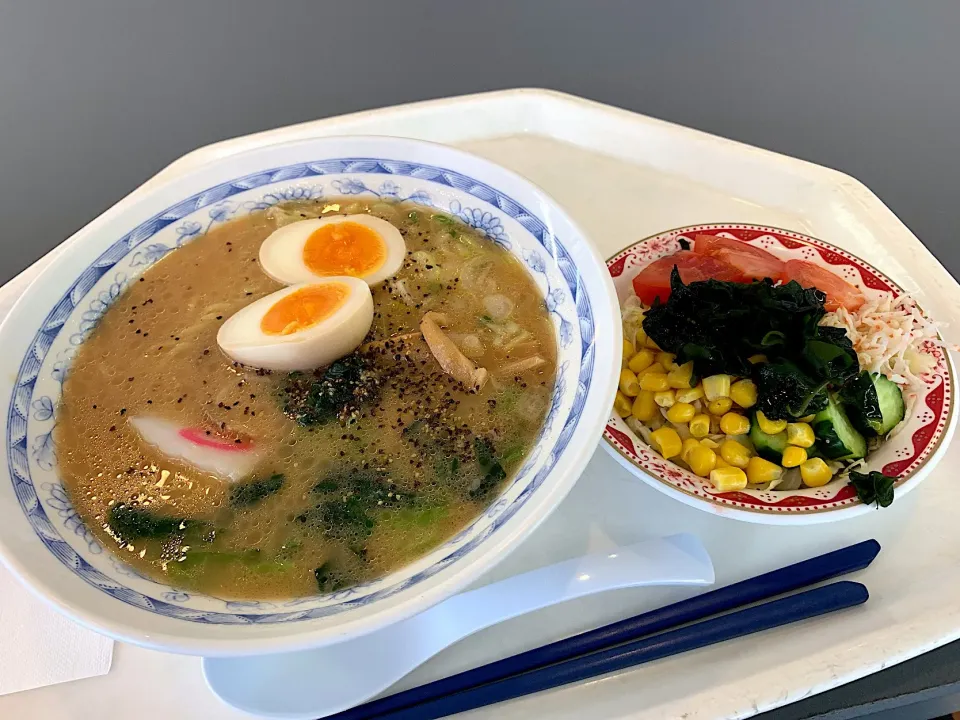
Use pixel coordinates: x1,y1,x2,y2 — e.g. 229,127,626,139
749,417,788,463
813,395,867,460
841,371,905,437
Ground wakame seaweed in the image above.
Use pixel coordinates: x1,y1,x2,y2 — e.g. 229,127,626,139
643,268,860,420
849,470,896,508
229,473,284,508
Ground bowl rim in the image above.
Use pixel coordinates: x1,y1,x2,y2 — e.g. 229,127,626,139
0,135,621,654
602,222,956,525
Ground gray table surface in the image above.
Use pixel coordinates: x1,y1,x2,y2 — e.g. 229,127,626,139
2,2,958,718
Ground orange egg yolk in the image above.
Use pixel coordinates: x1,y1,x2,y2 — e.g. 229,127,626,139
260,283,350,336
303,222,386,278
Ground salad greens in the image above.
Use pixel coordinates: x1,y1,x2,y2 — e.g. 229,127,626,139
643,268,861,421
849,470,896,508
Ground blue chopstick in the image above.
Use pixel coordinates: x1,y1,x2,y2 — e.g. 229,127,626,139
371,581,868,720
330,539,879,720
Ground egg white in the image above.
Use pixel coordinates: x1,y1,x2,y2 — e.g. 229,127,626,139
216,278,373,371
259,215,406,286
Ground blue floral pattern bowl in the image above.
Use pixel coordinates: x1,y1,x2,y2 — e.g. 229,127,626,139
0,136,620,655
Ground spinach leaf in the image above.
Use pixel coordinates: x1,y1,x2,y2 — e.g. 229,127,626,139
849,470,896,508
470,437,507,498
229,473,284,508
298,468,414,541
280,354,376,426
314,562,349,593
107,505,191,543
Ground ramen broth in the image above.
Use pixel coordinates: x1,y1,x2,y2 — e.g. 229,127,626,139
54,199,557,600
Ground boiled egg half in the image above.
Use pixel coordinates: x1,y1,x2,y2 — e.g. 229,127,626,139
217,278,373,371
259,215,406,286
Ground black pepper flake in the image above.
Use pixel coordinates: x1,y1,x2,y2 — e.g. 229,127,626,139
109,425,116,432
128,377,134,382
203,349,210,355
119,408,126,415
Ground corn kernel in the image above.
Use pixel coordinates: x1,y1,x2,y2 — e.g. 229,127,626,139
800,457,832,487
719,439,751,468
656,352,678,371
756,410,788,435
628,348,656,374
667,402,696,423
688,413,711,438
747,456,783,484
715,455,732,468
699,437,720,449
631,390,657,422
614,391,632,417
708,397,733,416
667,361,695,389
619,369,640,397
622,339,635,367
639,372,670,392
688,445,718,477
798,414,816,423
675,385,704,403
781,446,808,468
650,427,682,459
681,437,701,462
635,324,648,347
729,379,758,409
645,335,660,350
703,374,731,401
637,362,665,378
709,466,748,492
786,422,815,448
748,354,768,364
719,412,751,436
654,390,676,408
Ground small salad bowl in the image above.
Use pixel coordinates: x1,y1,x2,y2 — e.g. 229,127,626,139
603,223,956,524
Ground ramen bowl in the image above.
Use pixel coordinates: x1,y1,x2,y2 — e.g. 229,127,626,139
0,136,620,655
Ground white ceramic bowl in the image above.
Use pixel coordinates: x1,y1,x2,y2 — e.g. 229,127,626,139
0,136,620,655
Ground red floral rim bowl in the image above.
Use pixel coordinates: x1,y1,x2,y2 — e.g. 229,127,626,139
603,224,956,524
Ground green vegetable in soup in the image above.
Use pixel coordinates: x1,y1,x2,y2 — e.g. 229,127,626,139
297,468,414,541
470,437,507,498
229,473,284,508
167,549,291,583
849,470,896,508
280,355,376,426
314,561,350,593
107,505,192,542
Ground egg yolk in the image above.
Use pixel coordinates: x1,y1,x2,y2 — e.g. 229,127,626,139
260,283,350,336
303,222,386,278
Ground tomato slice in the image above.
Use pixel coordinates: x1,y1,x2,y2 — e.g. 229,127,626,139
631,251,744,305
781,259,865,312
693,234,785,281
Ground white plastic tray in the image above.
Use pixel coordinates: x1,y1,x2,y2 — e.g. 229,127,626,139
3,89,959,720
